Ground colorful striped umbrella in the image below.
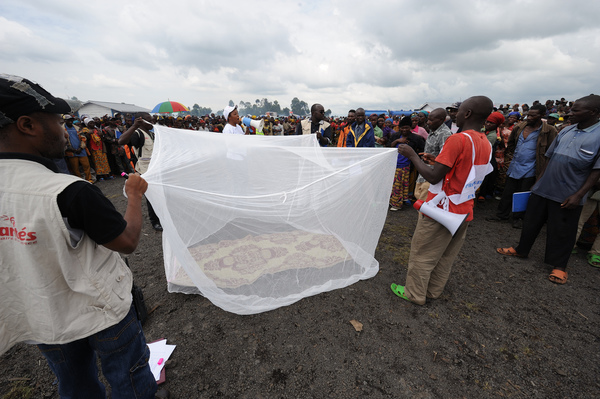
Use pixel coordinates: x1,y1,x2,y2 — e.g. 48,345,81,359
151,101,190,113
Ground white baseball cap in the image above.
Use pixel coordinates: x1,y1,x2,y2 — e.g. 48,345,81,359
223,105,237,121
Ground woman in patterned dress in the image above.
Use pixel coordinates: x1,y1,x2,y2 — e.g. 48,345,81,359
84,118,112,181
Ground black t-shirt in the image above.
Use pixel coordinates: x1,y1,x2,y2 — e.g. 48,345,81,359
388,132,426,154
0,153,126,245
129,128,154,157
129,129,144,156
57,182,127,244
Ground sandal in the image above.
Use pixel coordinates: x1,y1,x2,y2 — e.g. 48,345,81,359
496,247,526,257
587,253,600,268
390,283,411,302
548,269,568,284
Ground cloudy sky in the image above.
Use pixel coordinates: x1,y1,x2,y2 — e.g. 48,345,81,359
1,0,599,115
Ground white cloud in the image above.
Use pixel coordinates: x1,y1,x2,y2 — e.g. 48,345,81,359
1,0,599,114
0,17,68,62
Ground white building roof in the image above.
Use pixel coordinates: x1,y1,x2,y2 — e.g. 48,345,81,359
81,101,151,114
415,102,455,112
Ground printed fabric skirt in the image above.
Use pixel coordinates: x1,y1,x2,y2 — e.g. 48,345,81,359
91,150,111,175
390,165,411,209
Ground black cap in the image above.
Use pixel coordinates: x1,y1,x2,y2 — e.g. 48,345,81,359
0,74,72,128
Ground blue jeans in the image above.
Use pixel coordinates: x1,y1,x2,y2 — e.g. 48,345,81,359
38,305,157,399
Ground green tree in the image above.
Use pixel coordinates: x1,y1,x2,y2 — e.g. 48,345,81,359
236,98,305,117
290,97,300,115
191,104,201,116
228,100,234,107
290,97,309,116
191,103,212,117
272,100,282,114
325,109,332,117
238,101,252,116
261,98,271,114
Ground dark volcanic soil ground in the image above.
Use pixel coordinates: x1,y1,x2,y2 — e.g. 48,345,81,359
2,177,600,398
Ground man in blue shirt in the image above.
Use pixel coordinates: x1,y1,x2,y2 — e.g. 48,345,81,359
346,108,375,147
497,95,600,284
488,104,557,228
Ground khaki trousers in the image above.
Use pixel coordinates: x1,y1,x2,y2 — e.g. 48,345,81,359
414,181,430,201
404,213,469,305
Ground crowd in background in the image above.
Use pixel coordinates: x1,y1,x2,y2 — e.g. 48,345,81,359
60,97,577,206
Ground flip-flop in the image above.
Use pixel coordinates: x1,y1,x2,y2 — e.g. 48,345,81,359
390,283,411,302
548,269,568,284
496,247,526,257
587,253,600,268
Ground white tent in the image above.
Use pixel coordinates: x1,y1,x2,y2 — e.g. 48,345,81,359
143,126,397,314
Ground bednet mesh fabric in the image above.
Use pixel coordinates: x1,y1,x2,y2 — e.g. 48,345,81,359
142,125,397,314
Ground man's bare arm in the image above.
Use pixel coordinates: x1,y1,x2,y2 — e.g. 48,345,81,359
398,144,450,184
102,174,148,253
118,118,151,146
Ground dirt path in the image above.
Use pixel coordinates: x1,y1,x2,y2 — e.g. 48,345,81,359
2,177,599,398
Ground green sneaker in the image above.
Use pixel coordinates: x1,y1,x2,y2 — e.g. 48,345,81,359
587,253,600,268
390,283,411,302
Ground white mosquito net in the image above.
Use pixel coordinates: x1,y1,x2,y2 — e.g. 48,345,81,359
142,125,397,314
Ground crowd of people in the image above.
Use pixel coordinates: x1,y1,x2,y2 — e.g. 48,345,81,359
2,71,599,398
59,98,574,180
